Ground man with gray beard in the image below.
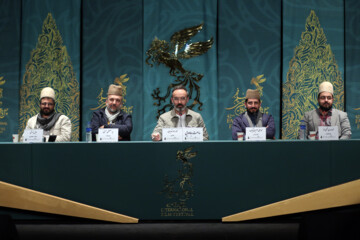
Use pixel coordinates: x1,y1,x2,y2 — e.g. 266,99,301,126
151,85,209,141
91,84,132,141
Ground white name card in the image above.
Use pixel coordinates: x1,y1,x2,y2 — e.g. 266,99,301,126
183,128,203,142
23,129,44,143
162,128,204,142
98,128,119,142
162,128,183,142
318,126,339,140
245,127,266,141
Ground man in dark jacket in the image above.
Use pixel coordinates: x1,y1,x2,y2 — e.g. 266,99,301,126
91,84,132,141
231,89,275,140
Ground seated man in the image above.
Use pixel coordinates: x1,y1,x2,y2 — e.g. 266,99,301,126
151,85,209,141
22,87,71,142
91,84,132,141
231,89,275,140
300,81,351,139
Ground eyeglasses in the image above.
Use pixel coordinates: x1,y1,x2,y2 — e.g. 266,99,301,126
319,96,333,100
40,102,54,106
173,97,187,101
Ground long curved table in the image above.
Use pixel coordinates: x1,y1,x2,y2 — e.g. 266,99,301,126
0,140,359,221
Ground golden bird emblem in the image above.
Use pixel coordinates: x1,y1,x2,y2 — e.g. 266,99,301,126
146,23,214,118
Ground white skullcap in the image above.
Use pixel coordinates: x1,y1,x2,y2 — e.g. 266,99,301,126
319,81,334,95
40,87,55,100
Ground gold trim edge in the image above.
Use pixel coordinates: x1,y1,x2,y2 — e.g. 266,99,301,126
222,179,360,222
0,180,138,223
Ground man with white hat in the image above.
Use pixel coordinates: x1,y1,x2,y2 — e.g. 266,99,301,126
231,89,275,140
300,81,351,139
91,84,132,141
22,87,72,142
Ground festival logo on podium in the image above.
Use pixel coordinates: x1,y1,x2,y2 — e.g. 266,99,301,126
226,75,269,129
146,23,214,119
160,146,197,217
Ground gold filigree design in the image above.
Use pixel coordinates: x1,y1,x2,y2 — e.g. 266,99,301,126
19,13,80,140
355,108,360,129
226,75,269,129
90,74,133,115
161,146,197,202
146,23,214,118
0,76,9,120
355,114,360,130
282,10,344,139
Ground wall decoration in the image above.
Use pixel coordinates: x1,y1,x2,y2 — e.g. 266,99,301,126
282,10,344,139
19,13,80,140
146,23,213,118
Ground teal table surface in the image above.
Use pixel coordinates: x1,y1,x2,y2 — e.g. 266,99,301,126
0,140,359,220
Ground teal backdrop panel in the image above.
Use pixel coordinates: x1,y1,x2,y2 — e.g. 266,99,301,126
0,0,21,141
20,0,81,139
143,0,218,140
345,0,360,138
82,0,143,140
218,0,281,140
2,141,360,220
283,0,345,80
282,0,344,139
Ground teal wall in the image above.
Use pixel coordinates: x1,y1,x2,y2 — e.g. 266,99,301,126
0,0,359,141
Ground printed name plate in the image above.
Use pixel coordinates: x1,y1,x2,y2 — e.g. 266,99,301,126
162,128,182,142
98,128,119,142
22,129,44,143
245,127,266,141
183,128,203,142
318,126,339,140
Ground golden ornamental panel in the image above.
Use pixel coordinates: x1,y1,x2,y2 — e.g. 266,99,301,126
282,10,344,139
19,13,80,140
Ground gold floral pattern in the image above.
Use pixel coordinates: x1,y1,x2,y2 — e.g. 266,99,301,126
282,10,344,139
19,13,80,140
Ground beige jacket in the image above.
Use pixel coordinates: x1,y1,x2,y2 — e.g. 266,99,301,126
22,114,72,142
152,108,209,140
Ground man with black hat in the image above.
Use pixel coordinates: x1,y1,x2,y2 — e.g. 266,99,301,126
231,89,275,140
91,84,132,141
300,81,351,139
22,87,72,142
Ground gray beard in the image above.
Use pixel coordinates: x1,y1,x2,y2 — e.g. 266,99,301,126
174,106,186,112
107,106,119,114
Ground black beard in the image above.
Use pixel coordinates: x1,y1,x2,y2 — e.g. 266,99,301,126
320,105,332,112
247,109,259,115
40,109,54,116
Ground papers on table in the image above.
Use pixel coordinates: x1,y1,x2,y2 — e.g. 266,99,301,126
23,129,44,143
162,128,203,142
318,126,339,140
245,127,266,141
98,128,119,142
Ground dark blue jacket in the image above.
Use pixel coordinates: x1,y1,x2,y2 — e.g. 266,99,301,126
231,112,275,140
91,108,132,141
